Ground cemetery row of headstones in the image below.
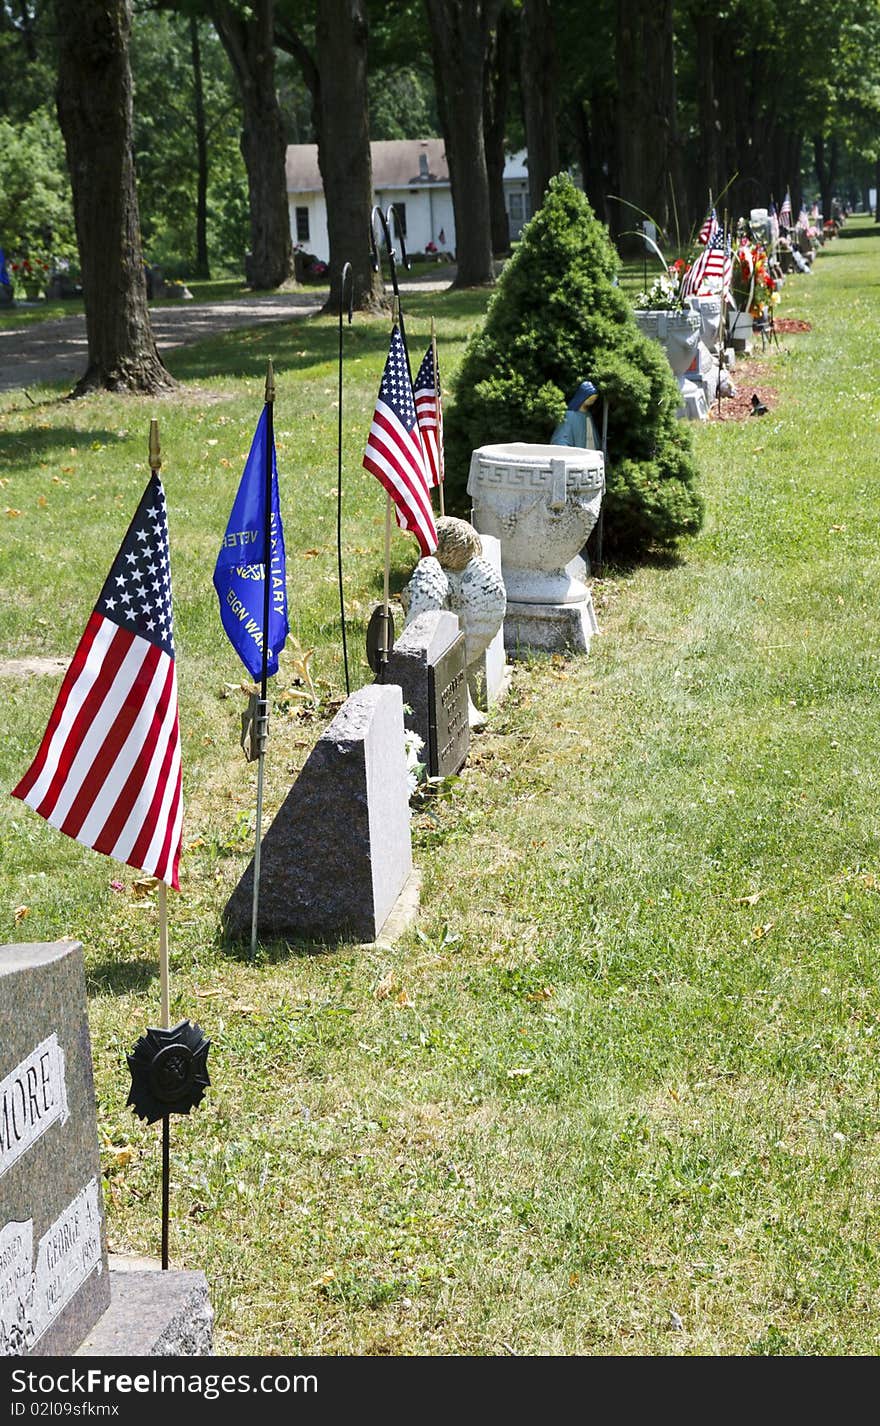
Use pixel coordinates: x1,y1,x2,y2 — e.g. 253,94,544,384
634,197,828,421
4,188,821,1354
1,198,613,1353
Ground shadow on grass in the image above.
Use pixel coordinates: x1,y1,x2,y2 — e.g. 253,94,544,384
839,224,880,239
87,957,157,996
0,425,126,467
216,925,342,965
164,289,490,385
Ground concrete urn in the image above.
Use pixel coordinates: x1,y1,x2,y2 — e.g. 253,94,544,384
688,294,724,349
634,307,702,377
467,442,604,655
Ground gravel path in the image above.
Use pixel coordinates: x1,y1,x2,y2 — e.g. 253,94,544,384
0,278,453,394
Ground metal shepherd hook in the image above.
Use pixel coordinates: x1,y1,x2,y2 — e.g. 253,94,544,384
250,359,275,960
369,206,413,681
337,261,354,696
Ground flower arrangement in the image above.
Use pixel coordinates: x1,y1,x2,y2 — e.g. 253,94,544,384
634,267,687,311
10,254,50,295
731,239,778,318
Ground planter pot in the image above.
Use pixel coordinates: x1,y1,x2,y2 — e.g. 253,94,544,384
634,307,702,377
688,295,723,350
22,284,42,301
467,442,604,655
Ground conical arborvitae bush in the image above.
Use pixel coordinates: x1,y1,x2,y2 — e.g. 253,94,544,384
445,175,703,560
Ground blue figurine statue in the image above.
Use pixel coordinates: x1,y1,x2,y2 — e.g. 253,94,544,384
551,380,600,450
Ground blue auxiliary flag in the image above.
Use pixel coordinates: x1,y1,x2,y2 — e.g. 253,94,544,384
0,249,10,289
212,405,289,680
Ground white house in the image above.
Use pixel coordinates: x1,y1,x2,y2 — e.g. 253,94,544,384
285,139,533,261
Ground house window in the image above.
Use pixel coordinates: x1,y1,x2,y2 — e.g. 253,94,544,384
295,206,310,242
509,192,524,222
391,202,407,237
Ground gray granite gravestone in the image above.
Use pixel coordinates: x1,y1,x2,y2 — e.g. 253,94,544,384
225,684,415,943
0,941,213,1357
0,941,111,1355
385,610,469,778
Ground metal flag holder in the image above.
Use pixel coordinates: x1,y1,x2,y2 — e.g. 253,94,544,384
336,262,354,696
431,315,445,517
249,359,276,960
368,204,413,683
126,420,210,1272
594,396,609,575
717,210,730,419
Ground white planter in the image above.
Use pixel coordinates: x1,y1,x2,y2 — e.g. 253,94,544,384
688,295,723,350
634,307,702,378
467,442,604,655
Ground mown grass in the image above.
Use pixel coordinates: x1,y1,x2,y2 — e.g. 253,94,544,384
1,219,879,1355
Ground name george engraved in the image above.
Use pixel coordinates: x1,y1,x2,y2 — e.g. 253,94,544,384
0,1036,69,1180
33,1179,103,1334
0,1179,103,1356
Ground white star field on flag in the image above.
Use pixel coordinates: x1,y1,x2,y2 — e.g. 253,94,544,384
98,484,175,658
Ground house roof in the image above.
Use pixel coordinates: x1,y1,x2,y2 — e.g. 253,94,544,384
286,139,450,194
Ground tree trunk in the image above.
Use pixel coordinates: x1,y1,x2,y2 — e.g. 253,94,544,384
314,0,385,314
425,0,498,288
56,0,174,396
575,93,616,228
693,7,720,216
484,4,514,255
211,0,291,289
814,133,837,220
191,17,210,280
276,4,384,313
615,0,681,243
520,0,558,216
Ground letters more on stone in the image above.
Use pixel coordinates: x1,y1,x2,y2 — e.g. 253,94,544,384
0,942,110,1355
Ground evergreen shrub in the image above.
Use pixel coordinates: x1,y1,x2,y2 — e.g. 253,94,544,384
444,175,704,560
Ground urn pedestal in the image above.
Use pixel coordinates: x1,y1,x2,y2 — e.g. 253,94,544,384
467,443,604,656
634,306,707,419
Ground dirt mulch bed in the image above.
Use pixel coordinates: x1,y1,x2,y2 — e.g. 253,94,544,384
773,318,812,334
708,358,778,422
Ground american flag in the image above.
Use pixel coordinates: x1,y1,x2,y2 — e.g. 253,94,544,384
412,342,444,490
708,226,733,295
697,207,717,245
682,221,730,299
363,325,438,558
780,190,792,227
12,473,183,889
681,210,719,296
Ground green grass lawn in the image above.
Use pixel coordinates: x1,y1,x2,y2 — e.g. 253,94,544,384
1,219,879,1354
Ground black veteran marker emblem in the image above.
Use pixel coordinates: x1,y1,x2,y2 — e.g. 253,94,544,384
126,1020,210,1124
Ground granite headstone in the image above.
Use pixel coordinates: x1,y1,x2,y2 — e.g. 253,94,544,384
0,941,111,1356
385,610,469,778
0,942,214,1357
225,684,415,943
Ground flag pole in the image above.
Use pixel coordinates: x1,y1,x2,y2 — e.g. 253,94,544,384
149,415,172,1270
595,396,608,576
380,494,393,682
432,316,444,517
149,418,171,1025
250,359,275,959
718,210,729,418
337,263,354,697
